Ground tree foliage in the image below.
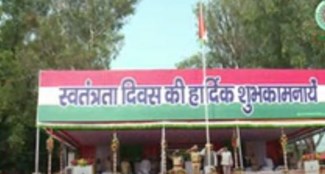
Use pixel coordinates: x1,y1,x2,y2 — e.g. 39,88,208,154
0,0,138,173
177,0,325,69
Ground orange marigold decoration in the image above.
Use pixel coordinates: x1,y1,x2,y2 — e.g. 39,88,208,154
111,132,119,174
280,128,288,174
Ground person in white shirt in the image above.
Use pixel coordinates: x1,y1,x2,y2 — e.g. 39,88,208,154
200,143,223,174
139,158,151,174
220,147,233,174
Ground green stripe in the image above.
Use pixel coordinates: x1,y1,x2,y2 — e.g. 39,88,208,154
38,103,325,122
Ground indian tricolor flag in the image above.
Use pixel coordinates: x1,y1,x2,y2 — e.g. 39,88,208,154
198,2,207,42
232,129,239,148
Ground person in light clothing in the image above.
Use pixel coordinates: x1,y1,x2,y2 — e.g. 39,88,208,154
200,143,223,174
220,147,233,174
186,145,202,174
139,158,151,174
168,150,185,174
121,159,131,174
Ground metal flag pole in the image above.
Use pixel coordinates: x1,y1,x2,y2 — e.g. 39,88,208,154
199,0,212,170
35,73,41,174
202,41,212,169
34,127,40,174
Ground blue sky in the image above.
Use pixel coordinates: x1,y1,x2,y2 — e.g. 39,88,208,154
111,0,200,69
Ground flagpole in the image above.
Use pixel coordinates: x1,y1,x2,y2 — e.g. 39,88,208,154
202,40,210,144
202,34,212,170
199,0,212,170
34,127,40,174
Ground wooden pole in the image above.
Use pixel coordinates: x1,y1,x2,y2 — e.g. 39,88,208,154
111,132,119,174
59,144,64,174
280,128,288,174
46,136,54,174
160,125,167,174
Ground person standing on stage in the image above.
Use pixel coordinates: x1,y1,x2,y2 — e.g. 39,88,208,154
121,158,132,174
220,147,233,174
139,157,151,174
186,145,202,174
200,143,223,174
168,149,185,174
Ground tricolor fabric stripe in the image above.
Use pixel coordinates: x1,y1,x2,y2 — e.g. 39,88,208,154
40,69,325,86
198,2,207,41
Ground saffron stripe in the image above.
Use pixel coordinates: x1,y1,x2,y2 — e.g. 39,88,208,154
39,69,325,87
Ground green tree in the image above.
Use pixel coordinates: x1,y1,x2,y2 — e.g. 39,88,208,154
0,0,138,173
177,0,325,69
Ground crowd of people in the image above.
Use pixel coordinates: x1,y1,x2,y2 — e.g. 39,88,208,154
94,144,234,174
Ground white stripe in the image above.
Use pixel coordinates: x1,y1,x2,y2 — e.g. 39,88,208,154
318,86,325,101
38,86,325,105
38,87,61,105
38,119,325,129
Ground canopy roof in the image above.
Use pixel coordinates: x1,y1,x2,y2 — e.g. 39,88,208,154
49,127,321,148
